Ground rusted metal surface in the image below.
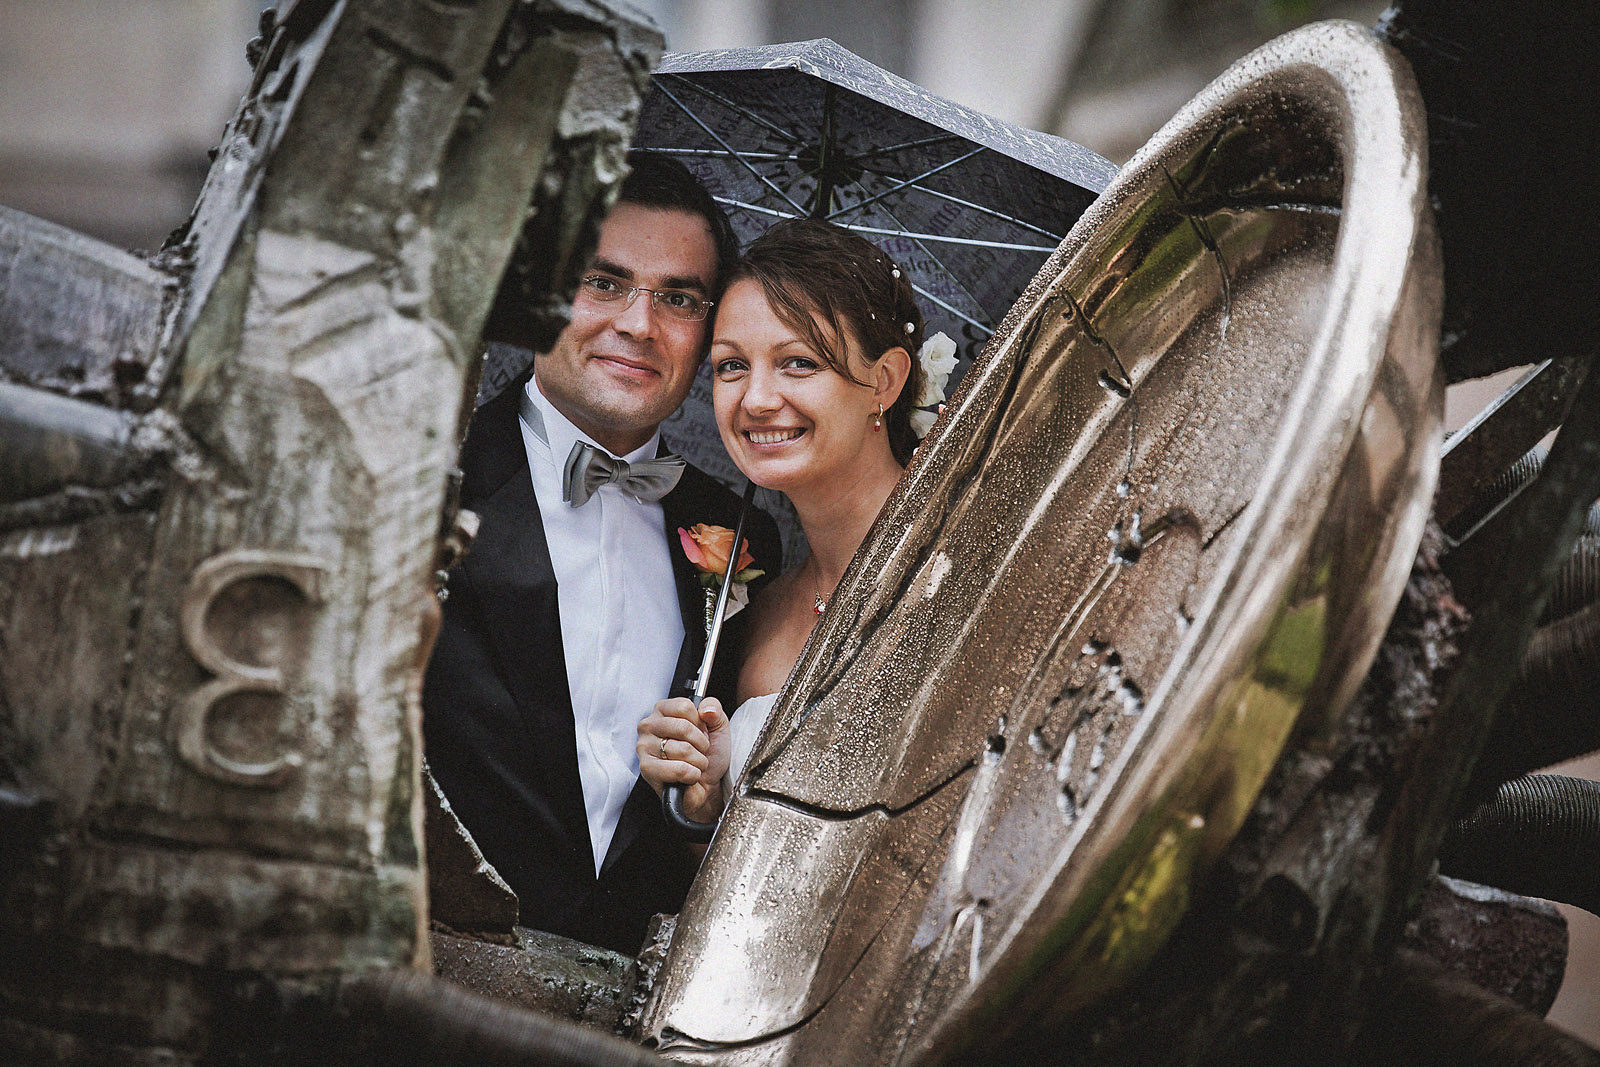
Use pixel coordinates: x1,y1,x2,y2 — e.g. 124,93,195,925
625,915,677,1039
1439,451,1600,789
1436,356,1586,532
322,967,665,1066
0,382,142,502
995,523,1464,1063
1360,949,1600,1067
641,21,1443,1064
431,928,635,1032
0,206,167,400
1405,876,1568,1017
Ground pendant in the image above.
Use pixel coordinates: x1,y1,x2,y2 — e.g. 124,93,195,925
814,593,826,615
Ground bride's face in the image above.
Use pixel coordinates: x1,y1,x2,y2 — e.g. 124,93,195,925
709,279,884,496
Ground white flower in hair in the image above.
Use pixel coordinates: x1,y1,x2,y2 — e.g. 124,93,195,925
915,332,958,407
909,331,958,439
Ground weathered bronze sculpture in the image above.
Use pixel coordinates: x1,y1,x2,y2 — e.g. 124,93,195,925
1,1,1596,1064
640,19,1445,1061
1,1,663,1060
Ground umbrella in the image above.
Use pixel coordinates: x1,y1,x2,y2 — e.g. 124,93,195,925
480,40,1116,550
637,37,1116,372
638,39,1115,539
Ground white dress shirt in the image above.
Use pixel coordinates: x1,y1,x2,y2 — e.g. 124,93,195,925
520,376,686,875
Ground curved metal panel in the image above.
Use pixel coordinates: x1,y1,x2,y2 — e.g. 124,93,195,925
643,20,1441,1065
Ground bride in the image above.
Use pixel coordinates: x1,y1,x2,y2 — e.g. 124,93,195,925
637,217,952,826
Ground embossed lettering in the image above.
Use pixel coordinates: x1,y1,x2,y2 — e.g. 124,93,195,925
173,549,327,787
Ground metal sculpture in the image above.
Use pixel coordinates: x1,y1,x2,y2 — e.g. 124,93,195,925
640,21,1444,1062
0,0,661,1060
0,0,1596,1064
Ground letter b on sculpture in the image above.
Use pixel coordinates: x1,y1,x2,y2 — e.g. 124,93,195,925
173,549,327,787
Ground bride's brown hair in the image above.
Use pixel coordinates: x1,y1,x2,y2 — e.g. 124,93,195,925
727,219,927,465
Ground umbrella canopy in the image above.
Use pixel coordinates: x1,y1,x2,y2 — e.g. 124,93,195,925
636,38,1117,370
637,40,1114,545
479,40,1115,552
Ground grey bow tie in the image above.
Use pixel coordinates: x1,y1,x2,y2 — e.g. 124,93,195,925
562,441,685,507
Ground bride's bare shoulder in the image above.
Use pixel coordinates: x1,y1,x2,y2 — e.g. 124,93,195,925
751,566,804,611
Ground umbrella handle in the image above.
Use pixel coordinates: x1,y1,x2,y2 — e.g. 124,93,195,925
663,783,718,843
661,480,758,845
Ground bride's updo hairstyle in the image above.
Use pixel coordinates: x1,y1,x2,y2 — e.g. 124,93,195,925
728,219,927,465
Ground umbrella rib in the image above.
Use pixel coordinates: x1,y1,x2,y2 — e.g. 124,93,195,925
840,133,1069,242
825,146,988,221
838,224,1057,253
845,133,969,161
712,196,801,221
910,281,994,335
825,154,998,335
647,148,803,162
813,81,838,217
887,184,1067,243
654,81,811,218
657,73,807,147
829,158,1004,336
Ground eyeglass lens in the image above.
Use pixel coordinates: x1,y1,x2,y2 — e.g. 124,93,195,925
581,275,710,321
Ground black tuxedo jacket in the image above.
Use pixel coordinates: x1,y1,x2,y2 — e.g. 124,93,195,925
422,380,781,955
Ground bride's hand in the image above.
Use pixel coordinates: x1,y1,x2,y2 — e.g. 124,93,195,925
638,696,732,823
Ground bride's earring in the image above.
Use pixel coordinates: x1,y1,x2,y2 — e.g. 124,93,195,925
872,403,883,432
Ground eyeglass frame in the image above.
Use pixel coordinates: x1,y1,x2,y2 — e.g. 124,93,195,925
576,272,716,322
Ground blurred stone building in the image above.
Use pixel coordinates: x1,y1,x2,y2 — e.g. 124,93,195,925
1,0,1593,1046
2,0,1393,247
0,0,259,249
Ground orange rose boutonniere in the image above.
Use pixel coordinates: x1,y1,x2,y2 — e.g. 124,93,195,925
679,523,764,627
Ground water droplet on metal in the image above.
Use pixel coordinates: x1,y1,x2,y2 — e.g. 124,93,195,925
1109,509,1145,566
1058,731,1078,772
1057,784,1079,822
1097,369,1132,398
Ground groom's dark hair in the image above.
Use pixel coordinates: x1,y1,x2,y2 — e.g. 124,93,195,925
617,150,740,296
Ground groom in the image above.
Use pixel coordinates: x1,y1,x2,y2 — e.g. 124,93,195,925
422,152,781,954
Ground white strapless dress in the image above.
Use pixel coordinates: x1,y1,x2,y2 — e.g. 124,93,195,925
725,692,779,791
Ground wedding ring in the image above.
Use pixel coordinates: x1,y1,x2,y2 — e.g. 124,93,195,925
659,738,668,759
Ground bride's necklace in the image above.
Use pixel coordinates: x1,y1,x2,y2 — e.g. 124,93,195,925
812,564,830,615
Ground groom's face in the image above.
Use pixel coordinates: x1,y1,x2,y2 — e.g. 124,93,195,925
535,202,719,456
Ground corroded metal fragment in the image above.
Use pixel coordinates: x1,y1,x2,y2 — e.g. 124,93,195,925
431,927,634,1032
0,207,166,398
424,767,520,937
1405,875,1568,1017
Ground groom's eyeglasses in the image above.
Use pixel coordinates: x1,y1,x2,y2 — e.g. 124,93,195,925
579,273,715,322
